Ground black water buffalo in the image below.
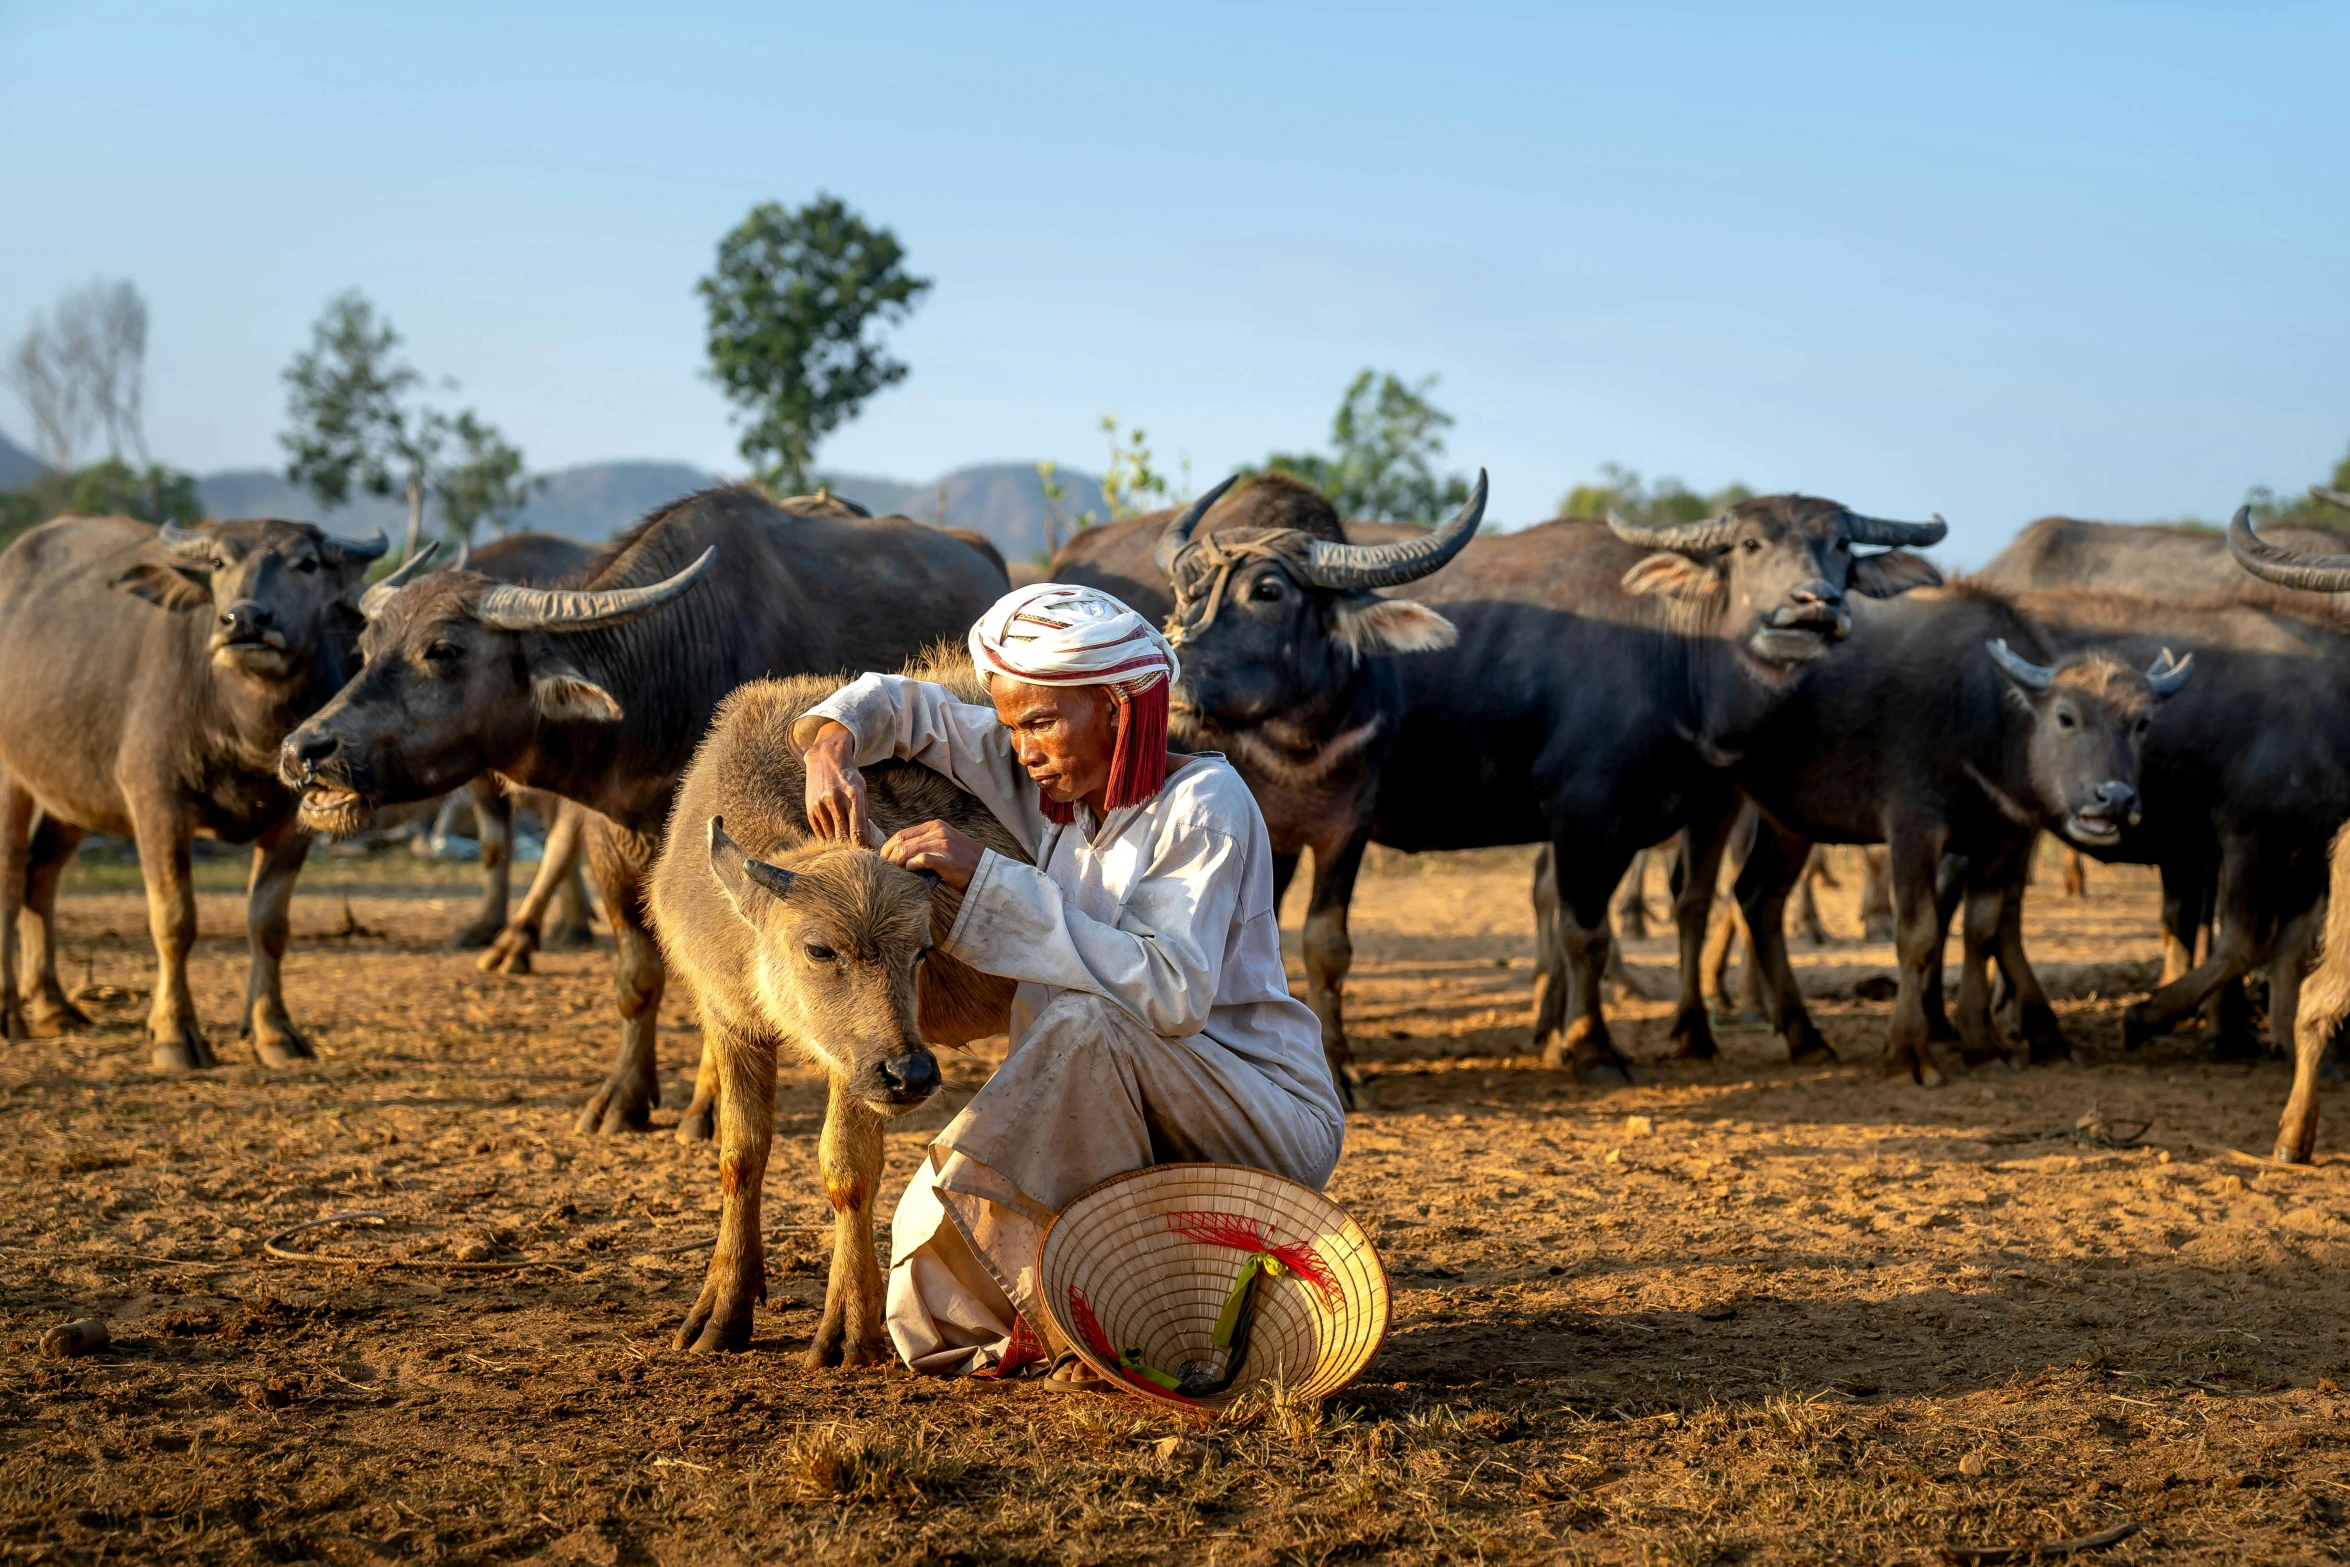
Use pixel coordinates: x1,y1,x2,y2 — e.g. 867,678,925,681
1977,513,2350,607
1077,472,1945,1092
0,514,386,1066
1718,584,2190,1083
278,487,1010,1135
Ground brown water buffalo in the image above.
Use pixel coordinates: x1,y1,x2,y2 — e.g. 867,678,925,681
0,514,385,1065
650,655,1022,1363
1066,473,1945,1093
1720,584,2190,1082
279,487,1010,1135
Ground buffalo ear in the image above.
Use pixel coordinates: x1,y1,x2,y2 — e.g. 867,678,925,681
1621,552,1722,600
109,560,214,612
529,664,623,723
708,817,795,922
1332,597,1458,659
1850,548,1943,599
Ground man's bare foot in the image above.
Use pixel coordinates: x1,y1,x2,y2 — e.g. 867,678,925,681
1041,1352,1108,1392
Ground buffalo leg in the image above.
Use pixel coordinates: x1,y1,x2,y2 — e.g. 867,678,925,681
1791,847,1831,946
544,856,595,950
2156,860,2206,989
1538,838,1635,1085
129,794,213,1071
20,813,91,1033
1884,820,1952,1087
676,1024,774,1353
575,818,666,1135
1530,844,1563,1053
1919,853,1968,1045
1669,810,1737,1059
2268,901,2320,1069
676,1029,722,1145
449,777,512,950
1611,847,1651,941
0,774,32,1041
481,797,582,975
2276,825,2350,1163
1302,829,1370,1108
808,1078,889,1368
2123,842,2272,1052
2061,847,2087,898
1988,855,2069,1064
1858,846,1895,942
240,822,316,1066
1734,822,1838,1066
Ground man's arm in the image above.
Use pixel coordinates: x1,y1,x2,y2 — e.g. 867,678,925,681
791,673,1047,851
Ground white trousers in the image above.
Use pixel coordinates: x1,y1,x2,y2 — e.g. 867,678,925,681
885,990,1343,1374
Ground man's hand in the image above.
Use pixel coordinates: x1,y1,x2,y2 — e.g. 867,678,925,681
881,819,985,893
802,721,871,846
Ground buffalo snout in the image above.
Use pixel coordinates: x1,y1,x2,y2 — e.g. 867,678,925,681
214,602,282,648
872,1048,941,1106
282,727,341,783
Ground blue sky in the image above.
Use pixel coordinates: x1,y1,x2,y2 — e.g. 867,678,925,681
4,2,2345,564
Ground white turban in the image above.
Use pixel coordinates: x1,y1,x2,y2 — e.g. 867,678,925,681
967,583,1179,695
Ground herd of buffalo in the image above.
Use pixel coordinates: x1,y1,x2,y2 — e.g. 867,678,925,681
1,473,2346,1355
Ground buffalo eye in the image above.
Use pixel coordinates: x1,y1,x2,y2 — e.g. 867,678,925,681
424,642,462,666
804,942,838,964
294,557,320,574
1251,576,1285,602
1740,537,1762,554
2055,710,2076,730
2135,716,2151,735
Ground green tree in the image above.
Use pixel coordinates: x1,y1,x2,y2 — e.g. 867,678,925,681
2246,440,2350,535
699,195,932,493
1098,416,1169,521
1561,463,1753,524
280,290,446,559
67,458,202,525
433,410,538,541
1266,370,1472,525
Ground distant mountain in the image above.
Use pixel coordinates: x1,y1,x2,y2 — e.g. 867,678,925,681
0,429,49,490
823,462,1109,564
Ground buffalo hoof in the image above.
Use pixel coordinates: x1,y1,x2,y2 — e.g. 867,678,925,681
674,1094,717,1145
250,1020,316,1067
2119,1003,2161,1052
2204,1029,2261,1065
478,929,536,977
1667,1013,1718,1061
542,921,596,952
27,994,93,1035
150,1022,218,1072
575,1079,654,1136
804,1333,890,1371
1573,1053,1636,1088
1959,1046,2014,1072
674,1296,755,1355
2272,1123,2318,1165
1885,1047,1946,1089
0,998,29,1042
1787,1036,1838,1067
445,913,505,952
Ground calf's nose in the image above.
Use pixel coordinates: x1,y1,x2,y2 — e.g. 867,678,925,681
876,1049,941,1103
1790,578,1843,608
218,603,271,638
288,730,340,768
2093,780,2140,818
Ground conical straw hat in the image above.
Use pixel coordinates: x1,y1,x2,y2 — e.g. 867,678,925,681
1037,1162,1390,1412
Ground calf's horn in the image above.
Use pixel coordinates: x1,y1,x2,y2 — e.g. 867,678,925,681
156,520,215,560
2311,485,2350,512
1606,507,1739,553
358,539,445,619
476,546,717,632
1841,510,1948,547
2229,504,2350,592
2145,647,2193,697
1299,470,1488,590
326,529,390,561
1985,638,2055,692
1153,475,1240,576
709,817,797,900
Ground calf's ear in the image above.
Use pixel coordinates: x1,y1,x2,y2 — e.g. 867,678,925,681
1332,597,1458,659
109,560,214,612
709,817,795,922
1621,552,1722,599
1850,549,1943,598
529,660,623,722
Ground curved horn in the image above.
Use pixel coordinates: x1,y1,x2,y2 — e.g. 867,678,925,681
445,538,469,575
1842,510,1948,547
2311,485,2350,512
475,547,717,633
2229,504,2350,592
1153,475,1240,577
2145,647,2193,698
324,529,390,562
1985,638,2054,692
1299,470,1489,591
709,816,797,904
156,520,215,560
1605,506,1739,554
357,539,445,620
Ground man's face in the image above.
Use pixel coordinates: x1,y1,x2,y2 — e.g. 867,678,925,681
991,678,1118,806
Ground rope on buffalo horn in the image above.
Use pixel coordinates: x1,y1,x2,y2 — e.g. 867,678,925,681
1939,1518,2139,1565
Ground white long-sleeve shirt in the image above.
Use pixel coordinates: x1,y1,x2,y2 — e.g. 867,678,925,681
793,673,1343,1128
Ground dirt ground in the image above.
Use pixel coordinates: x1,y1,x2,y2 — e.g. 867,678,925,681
2,842,2346,1566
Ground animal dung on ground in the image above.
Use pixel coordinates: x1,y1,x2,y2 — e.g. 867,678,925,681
37,1319,107,1359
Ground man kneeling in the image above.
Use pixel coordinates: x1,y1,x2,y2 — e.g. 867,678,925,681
795,583,1344,1385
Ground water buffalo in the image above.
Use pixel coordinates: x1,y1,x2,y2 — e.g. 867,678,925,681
1719,584,2190,1082
650,655,1023,1362
0,514,386,1066
1086,473,1945,1092
278,487,1010,1135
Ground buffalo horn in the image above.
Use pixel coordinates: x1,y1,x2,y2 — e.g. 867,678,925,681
1605,507,1740,553
2228,504,2350,593
1299,470,1489,591
1841,510,1948,547
156,520,215,560
709,817,796,900
2311,485,2350,512
1152,475,1240,577
357,539,446,620
475,546,717,633
2145,647,2193,697
326,529,391,561
1985,638,2055,692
